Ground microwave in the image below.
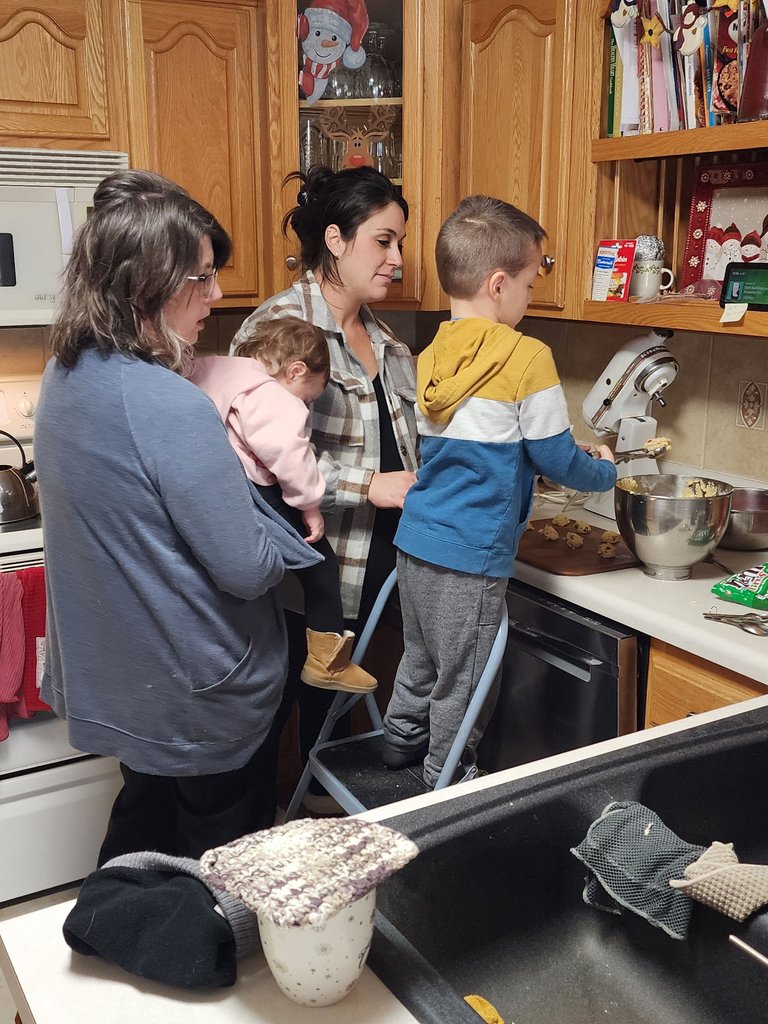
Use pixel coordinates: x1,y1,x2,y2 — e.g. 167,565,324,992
0,148,129,327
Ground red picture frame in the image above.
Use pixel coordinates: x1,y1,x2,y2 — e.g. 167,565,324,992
680,162,768,291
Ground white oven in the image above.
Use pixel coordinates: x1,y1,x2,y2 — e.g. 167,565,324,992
0,375,121,904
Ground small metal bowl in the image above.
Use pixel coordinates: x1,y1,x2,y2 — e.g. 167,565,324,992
718,487,768,551
615,474,733,580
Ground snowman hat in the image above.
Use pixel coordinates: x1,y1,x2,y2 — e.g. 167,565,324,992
741,230,762,249
707,224,724,244
721,222,741,245
305,0,369,53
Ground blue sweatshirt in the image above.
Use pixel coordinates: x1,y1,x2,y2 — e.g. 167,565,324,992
395,319,616,577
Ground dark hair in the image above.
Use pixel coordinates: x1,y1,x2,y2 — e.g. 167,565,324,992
282,165,408,286
234,315,330,382
50,169,231,372
436,194,547,299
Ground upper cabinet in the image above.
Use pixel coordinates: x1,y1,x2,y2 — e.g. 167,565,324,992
265,0,450,307
125,0,269,305
457,0,577,314
0,0,128,149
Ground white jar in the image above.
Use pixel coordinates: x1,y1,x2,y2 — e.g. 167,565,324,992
257,889,376,1007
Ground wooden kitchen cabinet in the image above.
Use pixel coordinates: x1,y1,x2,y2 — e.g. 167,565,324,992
457,0,579,314
0,0,129,150
644,640,764,728
125,0,270,305
265,1,459,308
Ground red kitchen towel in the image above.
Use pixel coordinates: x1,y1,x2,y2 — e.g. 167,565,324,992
0,572,25,741
16,566,50,713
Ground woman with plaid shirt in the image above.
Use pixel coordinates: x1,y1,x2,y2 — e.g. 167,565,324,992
233,165,419,812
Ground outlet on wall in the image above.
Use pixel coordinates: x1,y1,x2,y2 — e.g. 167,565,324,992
737,379,766,431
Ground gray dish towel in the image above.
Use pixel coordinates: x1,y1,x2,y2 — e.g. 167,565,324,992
571,800,706,940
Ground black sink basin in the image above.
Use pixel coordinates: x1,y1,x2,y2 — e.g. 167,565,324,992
368,704,768,1024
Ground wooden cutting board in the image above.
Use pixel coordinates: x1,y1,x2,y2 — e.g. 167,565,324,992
516,518,641,575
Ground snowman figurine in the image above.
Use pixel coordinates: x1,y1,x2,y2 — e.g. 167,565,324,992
298,0,369,105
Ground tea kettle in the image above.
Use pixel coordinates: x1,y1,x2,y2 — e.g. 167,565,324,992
0,428,38,523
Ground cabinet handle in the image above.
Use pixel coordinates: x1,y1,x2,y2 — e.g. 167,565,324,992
285,255,298,270
541,254,556,274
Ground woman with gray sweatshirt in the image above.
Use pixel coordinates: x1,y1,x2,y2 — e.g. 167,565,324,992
35,170,319,862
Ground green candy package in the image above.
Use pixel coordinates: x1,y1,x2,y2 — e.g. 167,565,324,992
711,563,768,610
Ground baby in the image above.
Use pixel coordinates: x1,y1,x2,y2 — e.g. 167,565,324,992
191,315,375,693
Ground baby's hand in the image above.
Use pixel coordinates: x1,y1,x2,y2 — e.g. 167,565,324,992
302,507,324,544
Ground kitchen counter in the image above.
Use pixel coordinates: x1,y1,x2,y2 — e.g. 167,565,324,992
517,498,768,685
5,695,768,1024
0,903,420,1024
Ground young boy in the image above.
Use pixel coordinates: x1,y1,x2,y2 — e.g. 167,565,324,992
191,316,376,693
382,195,616,787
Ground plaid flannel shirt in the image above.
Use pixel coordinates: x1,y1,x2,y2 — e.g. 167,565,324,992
233,272,418,618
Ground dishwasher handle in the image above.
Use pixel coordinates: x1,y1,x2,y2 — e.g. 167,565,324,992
507,618,602,682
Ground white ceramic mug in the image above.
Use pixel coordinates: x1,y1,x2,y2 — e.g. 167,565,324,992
629,259,675,299
257,889,376,1007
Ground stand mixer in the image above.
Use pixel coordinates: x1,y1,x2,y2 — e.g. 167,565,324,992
581,329,679,518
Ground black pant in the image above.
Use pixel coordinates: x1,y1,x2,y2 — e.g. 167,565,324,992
97,736,279,864
255,483,344,633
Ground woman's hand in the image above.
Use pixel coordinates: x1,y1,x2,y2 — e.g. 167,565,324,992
367,470,417,510
594,444,615,464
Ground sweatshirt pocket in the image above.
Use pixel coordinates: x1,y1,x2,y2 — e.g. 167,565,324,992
192,636,254,695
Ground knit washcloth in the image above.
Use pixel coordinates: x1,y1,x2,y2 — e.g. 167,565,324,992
669,841,768,922
200,817,419,927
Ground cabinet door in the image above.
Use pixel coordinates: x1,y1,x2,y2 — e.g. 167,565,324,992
460,0,574,311
126,0,266,304
644,640,764,728
0,0,128,148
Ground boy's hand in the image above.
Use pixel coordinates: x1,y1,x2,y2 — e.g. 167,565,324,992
368,470,417,509
594,444,615,464
302,507,325,543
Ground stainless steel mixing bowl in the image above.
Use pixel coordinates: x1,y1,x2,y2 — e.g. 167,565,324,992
718,487,768,551
614,474,733,580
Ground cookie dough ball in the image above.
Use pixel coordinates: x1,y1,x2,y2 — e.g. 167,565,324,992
573,520,592,535
566,532,584,549
551,513,571,527
600,530,621,545
524,521,535,532
538,524,559,541
597,542,618,558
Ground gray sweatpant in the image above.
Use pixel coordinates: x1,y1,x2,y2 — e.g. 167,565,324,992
383,551,508,787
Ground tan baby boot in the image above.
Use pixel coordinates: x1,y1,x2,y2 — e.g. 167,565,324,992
301,629,378,692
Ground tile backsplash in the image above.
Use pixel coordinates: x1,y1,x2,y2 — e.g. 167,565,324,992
3,313,767,481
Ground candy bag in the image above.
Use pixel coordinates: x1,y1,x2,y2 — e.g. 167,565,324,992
711,563,768,610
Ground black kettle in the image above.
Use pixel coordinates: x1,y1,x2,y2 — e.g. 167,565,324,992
0,428,38,523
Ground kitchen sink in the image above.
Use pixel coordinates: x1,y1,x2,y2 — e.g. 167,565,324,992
367,702,768,1024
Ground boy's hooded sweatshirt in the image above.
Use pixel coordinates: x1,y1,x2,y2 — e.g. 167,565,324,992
395,318,616,577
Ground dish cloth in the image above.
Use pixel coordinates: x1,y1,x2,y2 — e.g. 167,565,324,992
669,841,768,922
0,571,25,740
16,566,50,712
571,800,706,940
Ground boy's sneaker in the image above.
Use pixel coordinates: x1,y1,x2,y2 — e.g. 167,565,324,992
381,739,429,770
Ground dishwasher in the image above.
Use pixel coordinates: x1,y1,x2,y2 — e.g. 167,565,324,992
477,578,646,773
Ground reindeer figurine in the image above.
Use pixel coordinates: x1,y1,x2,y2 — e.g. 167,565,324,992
318,106,396,169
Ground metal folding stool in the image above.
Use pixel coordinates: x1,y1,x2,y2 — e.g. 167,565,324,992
284,568,509,819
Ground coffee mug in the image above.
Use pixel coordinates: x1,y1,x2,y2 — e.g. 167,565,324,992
629,259,675,299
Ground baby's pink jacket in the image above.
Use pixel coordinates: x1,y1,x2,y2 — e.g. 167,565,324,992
190,355,325,511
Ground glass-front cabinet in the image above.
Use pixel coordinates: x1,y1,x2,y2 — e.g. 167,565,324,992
267,0,432,305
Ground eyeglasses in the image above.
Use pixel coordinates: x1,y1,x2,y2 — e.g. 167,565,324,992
186,269,218,299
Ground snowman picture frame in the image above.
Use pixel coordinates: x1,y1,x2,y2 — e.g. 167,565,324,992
681,162,768,292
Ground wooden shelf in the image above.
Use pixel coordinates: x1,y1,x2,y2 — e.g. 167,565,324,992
581,299,768,337
299,97,403,109
592,121,768,162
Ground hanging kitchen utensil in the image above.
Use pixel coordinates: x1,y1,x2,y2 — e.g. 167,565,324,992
0,428,38,523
